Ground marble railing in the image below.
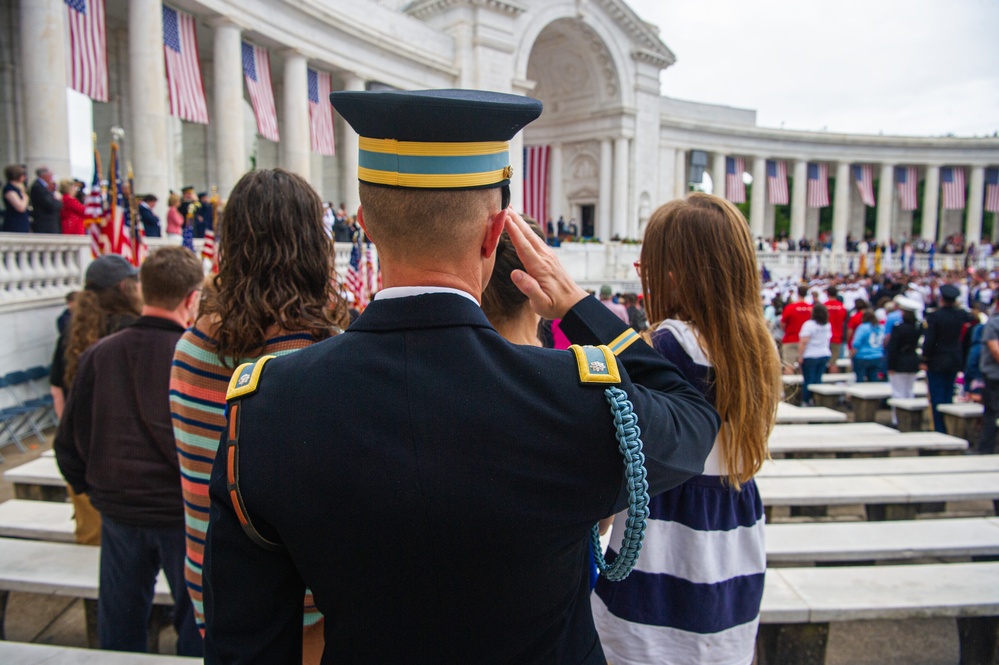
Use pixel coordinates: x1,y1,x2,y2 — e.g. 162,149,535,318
0,233,90,312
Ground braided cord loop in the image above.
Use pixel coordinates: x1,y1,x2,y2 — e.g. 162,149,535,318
591,386,650,581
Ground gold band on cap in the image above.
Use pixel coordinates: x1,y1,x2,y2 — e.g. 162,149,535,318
359,137,509,157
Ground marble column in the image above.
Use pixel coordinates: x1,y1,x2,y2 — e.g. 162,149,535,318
19,0,70,178
612,137,629,240
673,149,687,200
280,51,310,180
750,157,766,238
831,161,851,254
597,139,612,242
549,142,563,222
340,73,365,216
965,165,985,244
712,152,726,199
922,165,940,243
212,20,245,198
875,163,894,244
790,159,807,240
129,0,169,203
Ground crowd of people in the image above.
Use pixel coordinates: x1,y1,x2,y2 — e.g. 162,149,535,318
33,86,995,665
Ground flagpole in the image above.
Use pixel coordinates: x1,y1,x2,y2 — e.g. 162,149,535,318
127,160,140,266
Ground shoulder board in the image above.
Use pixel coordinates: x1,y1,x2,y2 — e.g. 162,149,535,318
226,355,277,401
568,344,621,384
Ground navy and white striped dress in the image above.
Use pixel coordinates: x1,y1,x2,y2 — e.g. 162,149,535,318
592,319,766,665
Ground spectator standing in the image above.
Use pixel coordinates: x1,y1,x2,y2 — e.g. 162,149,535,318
825,286,847,370
29,165,62,233
58,179,86,234
780,285,813,373
165,192,184,239
977,301,999,454
598,284,629,323
194,191,213,238
621,292,648,333
139,194,162,237
594,193,780,665
170,169,347,662
3,164,30,232
799,303,832,405
886,301,924,427
54,247,205,655
922,284,977,432
850,309,885,382
481,217,546,345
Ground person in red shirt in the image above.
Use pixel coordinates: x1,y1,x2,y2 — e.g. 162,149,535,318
780,285,813,373
846,298,870,351
58,179,86,234
825,286,848,372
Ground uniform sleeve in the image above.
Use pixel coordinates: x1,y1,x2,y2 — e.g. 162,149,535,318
203,425,307,664
558,296,721,501
921,318,936,364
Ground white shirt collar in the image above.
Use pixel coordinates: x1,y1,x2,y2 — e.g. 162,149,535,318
374,286,479,306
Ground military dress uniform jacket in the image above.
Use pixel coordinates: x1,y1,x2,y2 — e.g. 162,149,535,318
922,305,976,373
203,293,720,665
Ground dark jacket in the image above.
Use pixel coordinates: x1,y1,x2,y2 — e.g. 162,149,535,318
922,305,977,374
29,178,62,233
139,203,162,237
886,320,922,373
54,316,187,527
203,294,720,664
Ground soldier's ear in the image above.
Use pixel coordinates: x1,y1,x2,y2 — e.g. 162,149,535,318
481,208,507,259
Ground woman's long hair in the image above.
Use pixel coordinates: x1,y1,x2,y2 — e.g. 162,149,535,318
64,279,142,388
640,193,782,488
206,169,347,365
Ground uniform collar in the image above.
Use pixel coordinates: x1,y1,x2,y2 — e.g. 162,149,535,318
350,292,493,333
374,285,479,305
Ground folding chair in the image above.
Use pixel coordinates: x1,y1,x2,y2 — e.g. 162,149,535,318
0,376,36,462
1,371,48,444
25,365,57,429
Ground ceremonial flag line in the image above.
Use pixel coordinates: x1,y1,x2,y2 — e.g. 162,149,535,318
163,5,208,124
242,42,280,142
64,0,108,102
308,68,335,156
766,160,788,205
725,157,746,204
853,164,875,207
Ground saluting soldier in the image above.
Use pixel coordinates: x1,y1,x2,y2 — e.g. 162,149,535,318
203,89,719,665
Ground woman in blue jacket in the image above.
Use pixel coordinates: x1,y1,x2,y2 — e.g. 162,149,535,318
851,309,885,382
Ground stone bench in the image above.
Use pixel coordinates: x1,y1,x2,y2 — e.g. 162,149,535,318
768,431,967,458
0,537,172,648
938,402,985,442
0,499,74,542
2,456,67,502
846,382,928,422
775,403,848,424
783,373,856,405
770,422,896,440
887,397,931,432
758,561,999,665
805,383,849,409
759,453,999,478
757,471,999,520
766,516,999,564
0,641,199,664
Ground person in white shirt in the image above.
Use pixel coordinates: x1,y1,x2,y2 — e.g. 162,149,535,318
798,302,832,405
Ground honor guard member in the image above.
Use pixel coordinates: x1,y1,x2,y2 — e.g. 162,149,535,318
203,89,719,665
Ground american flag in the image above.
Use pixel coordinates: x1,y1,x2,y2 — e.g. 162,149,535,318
106,143,133,262
64,0,108,102
523,145,550,222
852,164,875,207
806,163,829,208
345,238,366,309
725,157,746,203
126,165,148,266
941,167,966,210
242,42,279,142
895,166,918,211
766,160,788,205
201,189,220,271
365,241,378,300
308,68,335,156
84,147,104,258
986,168,999,213
162,5,208,125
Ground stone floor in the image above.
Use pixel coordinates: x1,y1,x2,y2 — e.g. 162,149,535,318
0,416,984,664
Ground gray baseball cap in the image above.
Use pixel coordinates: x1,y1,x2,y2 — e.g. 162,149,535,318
85,255,139,291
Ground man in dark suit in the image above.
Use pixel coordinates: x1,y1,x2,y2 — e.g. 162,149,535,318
203,90,719,664
138,194,161,237
194,191,213,238
922,283,977,432
29,166,62,233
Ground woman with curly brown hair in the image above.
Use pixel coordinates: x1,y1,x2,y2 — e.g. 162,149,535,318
593,193,782,665
170,169,347,662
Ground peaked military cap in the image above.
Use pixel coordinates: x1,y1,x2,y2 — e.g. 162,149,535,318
329,89,542,190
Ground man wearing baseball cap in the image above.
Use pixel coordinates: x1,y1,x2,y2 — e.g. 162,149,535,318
203,89,718,664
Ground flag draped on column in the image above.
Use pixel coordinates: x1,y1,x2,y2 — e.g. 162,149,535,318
162,5,209,124
853,164,875,207
766,160,788,205
308,68,335,156
941,167,966,209
241,42,280,142
725,157,746,203
523,145,550,222
64,0,108,102
895,166,918,211
806,163,829,208
986,168,999,213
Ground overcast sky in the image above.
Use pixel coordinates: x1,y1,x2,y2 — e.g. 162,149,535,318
625,0,999,138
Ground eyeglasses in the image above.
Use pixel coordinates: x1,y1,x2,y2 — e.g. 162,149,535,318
633,260,642,278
